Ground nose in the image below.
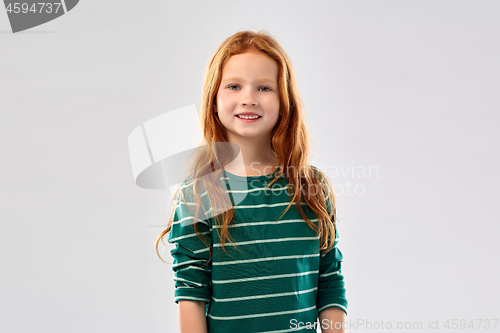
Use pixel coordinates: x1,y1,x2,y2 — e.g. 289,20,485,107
240,89,258,107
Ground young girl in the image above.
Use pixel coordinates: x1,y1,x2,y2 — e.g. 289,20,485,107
156,30,347,333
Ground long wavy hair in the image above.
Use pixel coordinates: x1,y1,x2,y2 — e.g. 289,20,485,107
156,30,338,264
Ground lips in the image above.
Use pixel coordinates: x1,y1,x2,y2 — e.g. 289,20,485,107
237,110,260,115
235,114,262,119
235,114,262,123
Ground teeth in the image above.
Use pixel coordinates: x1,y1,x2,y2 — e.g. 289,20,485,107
237,115,260,119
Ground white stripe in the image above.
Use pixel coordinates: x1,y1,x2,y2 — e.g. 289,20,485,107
212,270,318,284
177,265,211,273
180,175,328,212
174,201,210,223
172,215,211,228
207,305,317,320
173,276,207,287
172,259,206,268
220,176,282,184
320,270,340,278
212,287,317,302
212,253,319,266
193,247,211,254
317,303,347,314
172,198,195,206
213,218,318,229
234,202,309,209
204,201,309,216
181,179,289,196
213,236,319,248
226,184,292,193
168,230,210,243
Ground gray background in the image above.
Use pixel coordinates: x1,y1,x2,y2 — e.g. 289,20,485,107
1,1,498,332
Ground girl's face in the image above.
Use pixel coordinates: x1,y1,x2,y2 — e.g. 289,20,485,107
215,49,280,144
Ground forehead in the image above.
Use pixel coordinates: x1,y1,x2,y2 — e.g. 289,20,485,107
221,50,279,81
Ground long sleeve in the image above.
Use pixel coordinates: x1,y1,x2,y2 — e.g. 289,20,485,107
316,222,348,315
167,183,212,304
315,169,348,315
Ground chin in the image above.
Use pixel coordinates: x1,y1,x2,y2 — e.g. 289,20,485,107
235,131,262,138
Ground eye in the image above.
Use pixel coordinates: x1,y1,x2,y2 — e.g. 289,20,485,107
259,86,271,92
228,85,240,90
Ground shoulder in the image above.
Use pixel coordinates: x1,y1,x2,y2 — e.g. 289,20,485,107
310,165,324,179
176,174,206,201
310,165,330,187
310,165,335,212
176,174,220,219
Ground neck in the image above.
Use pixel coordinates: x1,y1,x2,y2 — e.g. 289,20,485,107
224,135,278,177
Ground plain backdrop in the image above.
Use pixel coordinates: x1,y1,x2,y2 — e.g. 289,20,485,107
1,1,499,332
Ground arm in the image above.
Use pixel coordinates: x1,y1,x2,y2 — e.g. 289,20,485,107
316,223,348,332
319,307,346,332
167,182,212,332
314,171,348,331
179,300,208,333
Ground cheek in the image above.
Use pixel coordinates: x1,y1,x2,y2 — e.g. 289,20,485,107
215,91,222,106
216,91,233,108
266,95,280,111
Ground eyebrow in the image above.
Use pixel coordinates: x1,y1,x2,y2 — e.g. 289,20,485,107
221,77,277,84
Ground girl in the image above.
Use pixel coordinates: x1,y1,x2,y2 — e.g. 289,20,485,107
156,30,347,333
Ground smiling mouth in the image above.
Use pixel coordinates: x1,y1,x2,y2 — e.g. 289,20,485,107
235,115,262,119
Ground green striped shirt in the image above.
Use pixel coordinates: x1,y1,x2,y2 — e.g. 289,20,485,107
167,166,347,332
